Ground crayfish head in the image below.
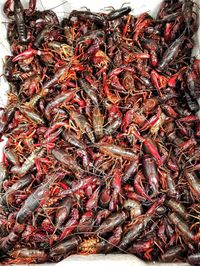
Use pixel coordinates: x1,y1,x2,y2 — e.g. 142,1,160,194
92,50,110,69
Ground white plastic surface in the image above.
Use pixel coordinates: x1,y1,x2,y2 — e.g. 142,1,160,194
56,254,190,266
0,0,199,265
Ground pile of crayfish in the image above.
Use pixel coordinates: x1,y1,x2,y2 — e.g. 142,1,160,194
0,0,200,264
